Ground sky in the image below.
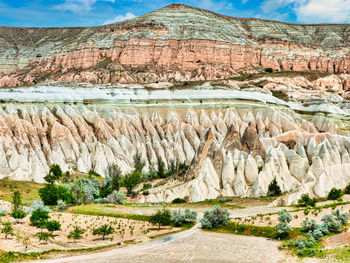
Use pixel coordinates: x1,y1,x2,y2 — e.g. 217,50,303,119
0,0,349,27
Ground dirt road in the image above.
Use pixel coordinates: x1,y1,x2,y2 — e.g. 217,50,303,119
31,224,286,263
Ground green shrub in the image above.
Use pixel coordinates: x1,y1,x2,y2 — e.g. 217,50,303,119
265,68,273,73
37,232,53,244
105,163,123,192
171,209,197,226
30,209,50,226
92,224,114,240
71,177,99,205
157,157,165,179
44,164,62,184
12,191,22,211
345,183,350,194
276,210,292,239
39,184,72,206
332,209,349,225
57,200,67,211
327,188,343,200
0,209,7,216
123,171,142,195
301,218,318,233
1,221,14,239
200,205,230,229
149,209,172,230
172,198,186,204
133,152,145,173
267,178,282,197
106,190,126,205
10,210,27,223
297,194,317,207
46,220,61,234
68,226,85,242
141,183,152,191
321,214,341,233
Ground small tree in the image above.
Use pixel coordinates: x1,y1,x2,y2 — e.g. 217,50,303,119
71,177,99,205
157,157,165,179
123,171,142,195
22,236,31,251
12,191,22,211
105,163,123,191
106,190,126,205
276,210,292,238
92,224,114,240
200,205,230,229
37,232,53,244
297,194,317,207
68,226,86,242
267,178,282,196
1,221,14,239
30,208,50,226
345,183,350,194
44,164,63,184
327,188,343,200
149,209,172,230
11,210,27,224
46,220,61,234
133,152,145,173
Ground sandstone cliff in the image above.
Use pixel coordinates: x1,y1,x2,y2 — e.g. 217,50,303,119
0,4,349,87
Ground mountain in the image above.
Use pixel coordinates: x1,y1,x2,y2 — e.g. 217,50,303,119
0,4,349,87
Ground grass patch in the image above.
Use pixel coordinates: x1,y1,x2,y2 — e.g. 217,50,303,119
68,204,151,221
0,178,43,205
205,222,304,240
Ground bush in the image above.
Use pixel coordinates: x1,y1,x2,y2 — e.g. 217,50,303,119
332,209,349,225
275,210,292,238
44,164,62,184
265,68,273,73
143,164,158,181
37,232,53,244
1,221,14,239
149,209,172,230
200,205,230,229
57,200,67,211
39,184,72,206
92,224,114,240
0,209,7,216
133,152,145,173
10,210,27,223
24,201,50,214
172,198,186,204
157,157,165,179
30,209,50,226
105,163,123,192
327,188,343,200
123,171,142,195
141,183,152,191
345,183,350,194
71,177,99,204
46,220,61,234
106,190,126,205
267,178,282,197
12,191,22,211
297,194,317,207
68,226,85,242
171,209,197,226
321,214,341,233
301,218,318,233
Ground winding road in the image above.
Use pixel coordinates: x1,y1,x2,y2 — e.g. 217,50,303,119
31,224,287,263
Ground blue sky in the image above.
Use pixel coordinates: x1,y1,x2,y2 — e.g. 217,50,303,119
0,0,349,27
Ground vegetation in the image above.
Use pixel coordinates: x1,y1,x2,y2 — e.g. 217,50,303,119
344,183,350,194
0,179,42,205
276,210,292,239
37,232,53,244
71,177,99,205
133,151,145,173
92,224,114,240
30,209,50,226
327,188,343,200
10,210,26,224
46,220,61,234
12,191,22,211
39,184,72,206
200,205,230,229
105,190,126,205
1,221,14,239
267,178,282,197
171,209,197,227
123,171,142,195
44,164,62,184
101,164,123,197
172,198,186,204
149,209,172,230
68,226,86,242
297,194,317,207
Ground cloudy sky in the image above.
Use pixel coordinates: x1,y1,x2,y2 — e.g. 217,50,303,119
0,0,349,27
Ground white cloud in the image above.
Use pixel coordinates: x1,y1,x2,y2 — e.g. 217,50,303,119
261,0,350,23
103,12,136,24
54,0,115,13
294,0,350,23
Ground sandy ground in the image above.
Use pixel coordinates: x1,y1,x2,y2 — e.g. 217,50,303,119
30,224,287,263
0,212,177,253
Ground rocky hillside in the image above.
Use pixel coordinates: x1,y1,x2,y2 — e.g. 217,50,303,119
0,4,349,87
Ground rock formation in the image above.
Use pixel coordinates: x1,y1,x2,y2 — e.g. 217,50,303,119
0,4,349,87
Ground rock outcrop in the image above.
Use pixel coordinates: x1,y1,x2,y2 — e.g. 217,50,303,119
0,4,349,87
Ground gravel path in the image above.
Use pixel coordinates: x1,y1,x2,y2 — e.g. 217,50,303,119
31,224,287,263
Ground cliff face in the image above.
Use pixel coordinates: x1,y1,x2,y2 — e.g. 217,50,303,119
0,4,350,87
